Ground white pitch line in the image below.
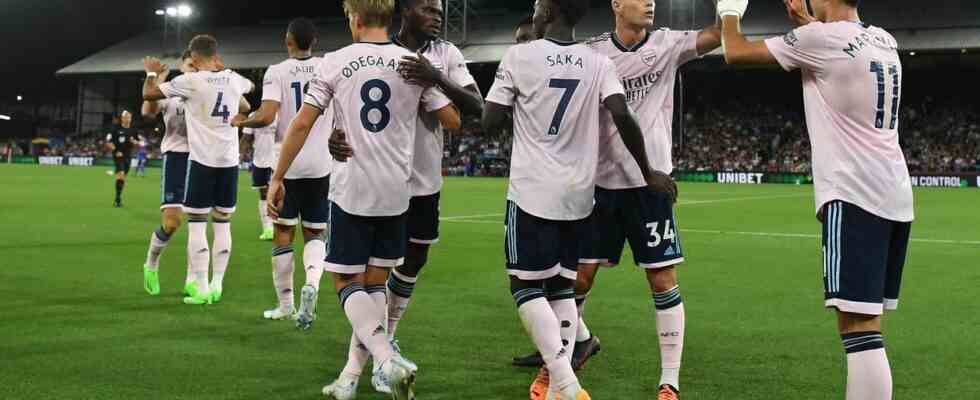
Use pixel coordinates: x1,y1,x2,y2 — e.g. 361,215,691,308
440,220,980,245
439,193,809,222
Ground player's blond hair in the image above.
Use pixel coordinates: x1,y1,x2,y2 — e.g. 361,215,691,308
343,0,394,28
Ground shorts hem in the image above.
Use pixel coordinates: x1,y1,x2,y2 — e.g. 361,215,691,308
825,298,883,316
638,257,685,269
215,206,236,214
507,263,574,281
409,237,439,245
250,185,268,190
578,258,608,265
884,298,899,310
369,257,404,267
275,218,299,226
182,206,211,214
302,221,327,229
160,203,183,210
324,262,366,274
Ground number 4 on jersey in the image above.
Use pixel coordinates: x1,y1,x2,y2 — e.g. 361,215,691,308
211,92,231,123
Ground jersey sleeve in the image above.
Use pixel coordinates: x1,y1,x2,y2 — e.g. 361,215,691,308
764,22,827,72
485,47,518,107
232,72,255,94
597,56,626,102
159,74,192,99
421,87,452,112
668,29,701,66
303,60,335,112
260,67,282,103
446,44,477,88
157,99,168,114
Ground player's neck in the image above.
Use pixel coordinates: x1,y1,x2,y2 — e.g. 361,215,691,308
614,23,647,48
823,6,860,23
395,28,428,52
357,27,391,43
196,59,221,72
288,48,313,59
544,23,575,43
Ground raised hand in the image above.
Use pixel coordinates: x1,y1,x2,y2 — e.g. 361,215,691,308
143,56,167,74
717,0,749,19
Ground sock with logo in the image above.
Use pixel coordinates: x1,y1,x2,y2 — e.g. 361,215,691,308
302,236,325,290
209,217,232,294
843,331,891,400
386,269,417,336
272,245,295,310
186,214,210,296
654,285,684,390
145,226,172,271
339,283,394,365
513,285,580,395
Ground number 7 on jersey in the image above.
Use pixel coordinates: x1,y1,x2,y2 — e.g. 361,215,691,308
547,79,580,136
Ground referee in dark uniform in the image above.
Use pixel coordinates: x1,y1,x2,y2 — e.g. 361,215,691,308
105,110,139,207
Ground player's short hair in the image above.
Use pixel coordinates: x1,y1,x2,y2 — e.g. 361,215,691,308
288,18,318,51
189,35,218,58
554,0,589,26
400,0,424,11
180,49,192,60
842,0,860,6
344,0,395,27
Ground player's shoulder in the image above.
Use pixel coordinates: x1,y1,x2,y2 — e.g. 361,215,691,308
428,38,462,53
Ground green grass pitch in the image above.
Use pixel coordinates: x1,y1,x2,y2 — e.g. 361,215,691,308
1,164,978,399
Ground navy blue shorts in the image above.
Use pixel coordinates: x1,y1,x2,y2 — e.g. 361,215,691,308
277,175,330,230
822,200,911,316
586,186,684,269
408,192,440,245
160,152,189,209
504,201,582,281
182,160,239,214
251,167,272,189
114,157,131,174
324,202,407,274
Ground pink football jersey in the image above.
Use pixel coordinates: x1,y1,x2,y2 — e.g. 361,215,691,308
766,21,913,222
486,38,625,221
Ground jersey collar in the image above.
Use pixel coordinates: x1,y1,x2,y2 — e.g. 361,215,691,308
544,37,577,46
611,30,650,53
392,35,432,52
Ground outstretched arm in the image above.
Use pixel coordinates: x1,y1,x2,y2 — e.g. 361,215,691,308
142,57,168,101
267,104,320,218
603,94,678,202
233,101,280,129
481,102,512,137
717,0,779,65
696,21,723,56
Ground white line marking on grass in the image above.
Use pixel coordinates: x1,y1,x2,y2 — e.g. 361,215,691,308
439,193,810,223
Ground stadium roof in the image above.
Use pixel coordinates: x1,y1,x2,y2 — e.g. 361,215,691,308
58,2,980,76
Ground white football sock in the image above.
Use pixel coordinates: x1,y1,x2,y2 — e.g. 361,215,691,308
302,238,325,290
843,332,891,400
341,332,370,379
654,286,685,390
548,298,578,357
386,269,417,336
575,292,592,342
145,227,171,270
272,246,295,310
209,220,232,293
258,200,272,230
340,285,394,365
518,297,580,395
187,220,210,295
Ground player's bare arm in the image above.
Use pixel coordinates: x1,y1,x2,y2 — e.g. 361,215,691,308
141,69,169,118
400,51,484,115
480,101,511,136
603,93,678,202
431,103,461,131
267,104,320,218
718,0,778,65
696,20,723,55
233,100,280,129
142,57,169,101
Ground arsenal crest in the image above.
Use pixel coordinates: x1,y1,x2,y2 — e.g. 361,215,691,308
640,49,657,66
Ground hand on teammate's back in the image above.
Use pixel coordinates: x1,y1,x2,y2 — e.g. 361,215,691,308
399,50,440,88
646,170,679,204
328,129,354,162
